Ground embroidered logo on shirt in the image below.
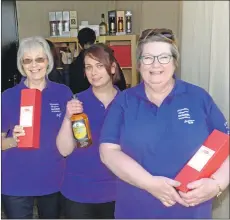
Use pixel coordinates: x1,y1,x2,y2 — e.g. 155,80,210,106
177,108,195,124
50,103,62,118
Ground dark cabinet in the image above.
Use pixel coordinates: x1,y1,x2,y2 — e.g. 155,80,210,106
1,0,20,92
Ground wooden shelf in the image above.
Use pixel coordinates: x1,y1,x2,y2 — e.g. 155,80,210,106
98,35,138,87
46,35,139,87
46,37,78,43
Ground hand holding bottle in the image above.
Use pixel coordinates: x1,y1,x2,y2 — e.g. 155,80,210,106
65,99,83,120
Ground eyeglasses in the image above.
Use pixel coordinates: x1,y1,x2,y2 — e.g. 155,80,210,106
140,54,173,65
139,28,175,42
22,57,47,65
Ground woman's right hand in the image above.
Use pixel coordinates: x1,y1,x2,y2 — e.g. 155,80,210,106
146,176,189,207
13,125,25,142
65,99,83,119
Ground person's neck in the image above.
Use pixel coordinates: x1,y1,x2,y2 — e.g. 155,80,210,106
24,78,47,91
145,78,175,106
92,82,117,108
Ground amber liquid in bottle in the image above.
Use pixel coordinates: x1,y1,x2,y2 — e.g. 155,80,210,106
71,95,92,148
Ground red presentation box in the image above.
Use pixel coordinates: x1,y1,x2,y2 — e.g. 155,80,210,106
175,129,229,192
18,89,42,149
109,45,131,67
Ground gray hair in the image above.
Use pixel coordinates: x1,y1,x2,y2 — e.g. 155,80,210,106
17,36,54,76
136,34,180,69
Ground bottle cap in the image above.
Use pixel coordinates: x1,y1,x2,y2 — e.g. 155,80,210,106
72,94,78,100
125,11,132,17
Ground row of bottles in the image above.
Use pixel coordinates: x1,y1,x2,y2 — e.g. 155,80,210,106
99,11,132,36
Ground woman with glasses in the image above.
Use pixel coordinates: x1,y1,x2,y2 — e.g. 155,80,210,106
1,36,72,218
99,28,229,218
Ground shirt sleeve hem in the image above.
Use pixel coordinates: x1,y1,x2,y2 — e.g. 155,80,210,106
99,138,120,145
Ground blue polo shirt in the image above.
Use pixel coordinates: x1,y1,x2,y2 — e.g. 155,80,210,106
61,86,119,203
99,79,229,219
1,78,72,196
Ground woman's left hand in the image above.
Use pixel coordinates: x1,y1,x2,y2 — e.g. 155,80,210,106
179,178,219,207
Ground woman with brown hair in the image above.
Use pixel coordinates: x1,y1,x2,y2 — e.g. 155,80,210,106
56,43,120,218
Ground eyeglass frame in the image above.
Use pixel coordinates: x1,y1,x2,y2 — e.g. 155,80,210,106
21,57,47,65
139,54,174,65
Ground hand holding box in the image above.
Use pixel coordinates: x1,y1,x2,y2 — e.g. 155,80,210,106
175,129,229,192
18,89,42,149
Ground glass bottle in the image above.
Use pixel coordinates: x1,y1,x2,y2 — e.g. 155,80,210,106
125,11,132,34
66,43,72,64
110,16,116,35
99,13,107,36
118,17,124,32
71,95,92,148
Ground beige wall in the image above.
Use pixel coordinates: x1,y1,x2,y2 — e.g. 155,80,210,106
16,0,182,76
16,0,181,41
16,1,116,39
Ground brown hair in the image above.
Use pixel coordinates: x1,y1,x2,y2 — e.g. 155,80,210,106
136,28,180,70
83,43,120,83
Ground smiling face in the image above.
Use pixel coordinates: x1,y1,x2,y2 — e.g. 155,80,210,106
84,55,115,88
139,42,175,88
22,47,48,81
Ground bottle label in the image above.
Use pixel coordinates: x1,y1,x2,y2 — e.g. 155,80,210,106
127,22,131,30
111,23,115,30
99,26,106,35
72,120,88,141
118,22,123,31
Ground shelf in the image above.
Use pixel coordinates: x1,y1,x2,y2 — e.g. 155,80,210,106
46,37,78,43
46,35,140,87
120,66,132,69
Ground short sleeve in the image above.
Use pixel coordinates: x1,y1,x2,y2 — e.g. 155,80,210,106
60,86,73,121
1,91,11,134
99,93,125,145
65,86,73,102
205,94,229,135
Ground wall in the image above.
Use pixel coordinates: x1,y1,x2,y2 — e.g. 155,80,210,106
16,1,181,41
16,1,116,39
180,1,229,218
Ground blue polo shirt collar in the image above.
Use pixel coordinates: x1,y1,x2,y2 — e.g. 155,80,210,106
18,76,52,90
132,76,187,103
88,85,121,99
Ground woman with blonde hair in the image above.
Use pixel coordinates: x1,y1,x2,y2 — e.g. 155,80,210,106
1,36,72,218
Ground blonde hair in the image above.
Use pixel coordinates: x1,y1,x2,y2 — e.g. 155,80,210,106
17,36,54,76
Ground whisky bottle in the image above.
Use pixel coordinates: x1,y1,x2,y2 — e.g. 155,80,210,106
118,17,124,32
99,13,107,36
110,16,116,35
71,95,92,148
125,11,132,34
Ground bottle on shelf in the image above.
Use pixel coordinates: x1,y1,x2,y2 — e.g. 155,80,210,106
73,44,78,60
109,16,116,35
71,95,92,148
125,11,132,34
66,43,72,64
118,17,124,32
99,13,107,36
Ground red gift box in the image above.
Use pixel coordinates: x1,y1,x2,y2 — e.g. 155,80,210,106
18,89,42,149
109,45,131,67
175,129,229,192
